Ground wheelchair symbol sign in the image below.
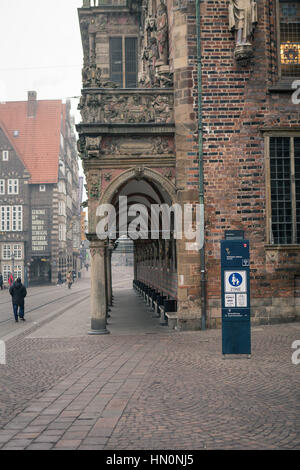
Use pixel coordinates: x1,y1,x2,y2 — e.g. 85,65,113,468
225,271,247,293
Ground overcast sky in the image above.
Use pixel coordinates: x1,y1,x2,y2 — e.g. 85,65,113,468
0,0,85,175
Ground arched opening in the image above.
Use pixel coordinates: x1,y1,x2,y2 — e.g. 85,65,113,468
89,168,178,334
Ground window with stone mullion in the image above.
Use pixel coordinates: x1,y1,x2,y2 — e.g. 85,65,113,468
270,136,300,244
279,0,300,77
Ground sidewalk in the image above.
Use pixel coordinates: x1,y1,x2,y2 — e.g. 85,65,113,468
0,286,300,450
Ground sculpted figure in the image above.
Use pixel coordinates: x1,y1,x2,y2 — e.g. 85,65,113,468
229,0,258,45
156,1,169,65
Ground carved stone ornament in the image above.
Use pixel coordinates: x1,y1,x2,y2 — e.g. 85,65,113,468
87,172,102,200
134,166,145,181
82,63,118,89
139,0,173,88
90,246,105,258
104,173,112,182
77,135,102,160
102,136,173,156
77,135,86,158
164,169,174,180
79,91,174,124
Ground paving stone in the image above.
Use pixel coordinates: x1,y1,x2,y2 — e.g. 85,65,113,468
0,285,299,450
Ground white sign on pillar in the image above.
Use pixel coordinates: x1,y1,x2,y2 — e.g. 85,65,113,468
224,271,247,293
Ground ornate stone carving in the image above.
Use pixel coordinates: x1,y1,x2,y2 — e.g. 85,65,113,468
134,166,145,181
228,0,258,65
77,135,86,157
139,0,173,88
90,246,105,258
151,137,173,154
79,91,174,124
87,94,100,123
82,64,101,88
77,135,102,160
164,169,174,180
102,136,173,156
86,172,102,200
104,172,112,182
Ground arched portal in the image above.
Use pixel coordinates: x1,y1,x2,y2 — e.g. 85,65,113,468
88,167,178,335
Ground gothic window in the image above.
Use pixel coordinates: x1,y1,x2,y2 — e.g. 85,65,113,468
267,135,300,244
279,1,300,77
109,37,137,88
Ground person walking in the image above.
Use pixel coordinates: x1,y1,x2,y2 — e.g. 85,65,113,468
57,271,63,286
0,273,3,290
66,271,73,289
8,272,13,288
9,277,27,323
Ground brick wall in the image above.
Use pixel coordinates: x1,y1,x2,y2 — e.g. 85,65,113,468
195,0,300,324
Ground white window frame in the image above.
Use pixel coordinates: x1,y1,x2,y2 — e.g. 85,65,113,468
58,201,66,217
0,206,23,232
8,179,19,195
2,244,11,260
14,265,22,280
0,180,5,195
2,151,9,161
39,184,46,192
59,223,66,242
2,265,11,283
13,244,22,259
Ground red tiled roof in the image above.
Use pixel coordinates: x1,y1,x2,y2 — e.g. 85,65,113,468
0,99,63,184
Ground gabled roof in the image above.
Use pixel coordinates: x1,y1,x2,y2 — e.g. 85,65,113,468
0,98,63,184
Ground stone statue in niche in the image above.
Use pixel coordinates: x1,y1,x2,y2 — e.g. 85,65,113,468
156,0,169,67
228,0,258,65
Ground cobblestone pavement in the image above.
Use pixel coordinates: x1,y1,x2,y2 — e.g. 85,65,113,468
0,282,299,450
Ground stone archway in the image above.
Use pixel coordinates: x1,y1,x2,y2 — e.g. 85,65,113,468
99,166,176,206
87,165,178,335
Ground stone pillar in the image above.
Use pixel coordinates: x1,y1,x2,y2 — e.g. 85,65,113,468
108,242,113,305
133,244,137,281
89,238,109,335
106,242,113,307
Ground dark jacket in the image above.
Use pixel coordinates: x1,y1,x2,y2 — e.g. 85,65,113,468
9,281,27,306
0,274,3,286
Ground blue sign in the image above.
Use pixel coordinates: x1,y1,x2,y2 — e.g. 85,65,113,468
229,272,242,287
221,240,251,355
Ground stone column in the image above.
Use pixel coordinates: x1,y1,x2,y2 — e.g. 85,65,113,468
105,242,113,309
107,242,113,306
133,243,137,281
89,238,109,335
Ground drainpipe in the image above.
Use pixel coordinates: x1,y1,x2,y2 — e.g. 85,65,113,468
196,0,206,330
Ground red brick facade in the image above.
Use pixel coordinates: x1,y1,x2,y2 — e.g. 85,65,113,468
78,0,300,330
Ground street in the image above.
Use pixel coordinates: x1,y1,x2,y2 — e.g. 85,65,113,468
0,266,299,450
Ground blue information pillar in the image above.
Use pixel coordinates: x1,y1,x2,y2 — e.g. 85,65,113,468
221,240,251,355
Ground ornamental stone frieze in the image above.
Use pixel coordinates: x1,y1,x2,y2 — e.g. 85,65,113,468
78,90,174,125
101,136,174,156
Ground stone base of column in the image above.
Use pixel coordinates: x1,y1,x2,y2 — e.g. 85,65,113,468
89,318,110,335
88,329,110,335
